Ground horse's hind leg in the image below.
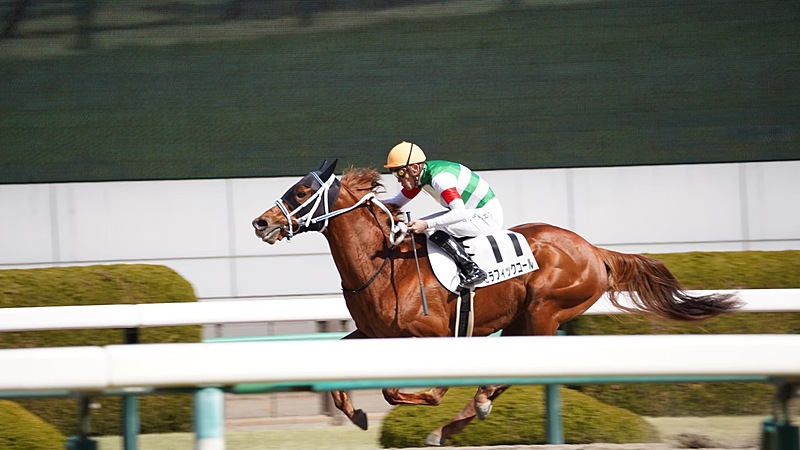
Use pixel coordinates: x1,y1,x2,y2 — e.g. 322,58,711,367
467,318,530,423
473,384,510,420
382,387,449,406
424,385,510,446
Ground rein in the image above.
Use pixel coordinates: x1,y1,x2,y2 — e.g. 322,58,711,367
341,252,392,294
277,177,408,293
310,191,407,247
317,191,406,294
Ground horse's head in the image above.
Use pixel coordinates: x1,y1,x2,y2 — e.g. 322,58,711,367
252,159,340,244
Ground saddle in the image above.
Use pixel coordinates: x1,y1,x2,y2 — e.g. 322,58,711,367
426,230,538,338
427,231,538,294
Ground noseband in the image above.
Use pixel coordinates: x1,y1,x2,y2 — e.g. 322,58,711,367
275,172,407,246
275,170,340,240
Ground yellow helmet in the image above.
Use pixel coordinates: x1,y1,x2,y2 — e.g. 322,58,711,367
384,141,426,169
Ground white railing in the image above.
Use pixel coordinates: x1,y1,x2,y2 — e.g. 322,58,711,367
0,297,351,332
1,334,799,393
1,288,798,450
1,289,798,332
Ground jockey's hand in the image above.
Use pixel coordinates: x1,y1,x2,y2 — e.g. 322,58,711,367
407,220,428,234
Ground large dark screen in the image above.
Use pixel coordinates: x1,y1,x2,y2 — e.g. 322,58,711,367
1,0,798,183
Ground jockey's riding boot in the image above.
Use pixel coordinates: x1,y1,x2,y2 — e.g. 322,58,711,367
429,230,487,289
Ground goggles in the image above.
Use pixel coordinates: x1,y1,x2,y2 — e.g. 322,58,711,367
390,166,408,179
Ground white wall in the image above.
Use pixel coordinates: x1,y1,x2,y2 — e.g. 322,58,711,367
1,161,798,301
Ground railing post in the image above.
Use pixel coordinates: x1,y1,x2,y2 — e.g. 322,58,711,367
121,393,139,450
122,328,140,450
65,394,98,450
545,384,564,444
761,382,799,450
194,387,225,450
545,329,566,444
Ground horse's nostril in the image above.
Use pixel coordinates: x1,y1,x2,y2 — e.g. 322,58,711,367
252,219,268,230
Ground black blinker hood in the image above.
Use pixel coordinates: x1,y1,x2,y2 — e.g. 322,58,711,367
280,159,341,231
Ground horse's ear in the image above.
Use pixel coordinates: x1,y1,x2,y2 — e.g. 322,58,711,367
319,158,338,181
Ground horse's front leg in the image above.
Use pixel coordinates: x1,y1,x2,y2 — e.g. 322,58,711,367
328,329,369,430
382,387,449,406
424,385,510,447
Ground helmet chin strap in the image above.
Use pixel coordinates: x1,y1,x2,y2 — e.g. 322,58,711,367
412,162,424,187
406,143,425,187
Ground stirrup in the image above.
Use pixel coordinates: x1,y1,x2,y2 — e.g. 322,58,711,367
458,267,487,289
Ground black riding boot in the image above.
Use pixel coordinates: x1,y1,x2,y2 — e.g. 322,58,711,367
429,230,487,288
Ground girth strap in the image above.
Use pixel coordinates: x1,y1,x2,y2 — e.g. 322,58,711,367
455,288,475,338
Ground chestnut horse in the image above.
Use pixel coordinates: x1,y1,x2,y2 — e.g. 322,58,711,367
252,161,740,446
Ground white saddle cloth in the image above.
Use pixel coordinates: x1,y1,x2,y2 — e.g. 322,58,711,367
427,230,538,294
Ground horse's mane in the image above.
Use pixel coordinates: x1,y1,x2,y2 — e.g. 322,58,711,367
341,166,403,221
341,166,383,193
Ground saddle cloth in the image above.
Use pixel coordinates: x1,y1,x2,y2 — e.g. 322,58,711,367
428,231,538,294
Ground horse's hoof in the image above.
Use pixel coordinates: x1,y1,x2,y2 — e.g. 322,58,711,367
352,409,368,430
425,432,444,446
475,400,492,420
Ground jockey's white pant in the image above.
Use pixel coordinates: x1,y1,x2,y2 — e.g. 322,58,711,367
422,198,504,238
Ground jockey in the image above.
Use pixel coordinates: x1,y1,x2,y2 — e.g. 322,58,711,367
384,141,504,289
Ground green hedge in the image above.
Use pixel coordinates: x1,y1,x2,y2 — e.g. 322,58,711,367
646,250,800,290
566,250,800,416
0,264,200,436
380,386,658,448
0,400,65,450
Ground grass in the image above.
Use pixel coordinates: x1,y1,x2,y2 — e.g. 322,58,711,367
95,426,383,450
92,416,770,449
1,0,798,183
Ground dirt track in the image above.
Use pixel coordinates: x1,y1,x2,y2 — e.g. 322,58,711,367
420,445,754,450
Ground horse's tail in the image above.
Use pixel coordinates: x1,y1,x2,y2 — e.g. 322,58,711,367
595,247,741,321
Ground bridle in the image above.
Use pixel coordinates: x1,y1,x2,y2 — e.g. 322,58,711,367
275,172,407,246
274,169,339,241
274,170,409,293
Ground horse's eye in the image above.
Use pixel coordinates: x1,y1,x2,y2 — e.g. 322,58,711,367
296,189,307,199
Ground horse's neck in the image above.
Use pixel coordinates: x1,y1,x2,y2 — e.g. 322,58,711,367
323,200,390,291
